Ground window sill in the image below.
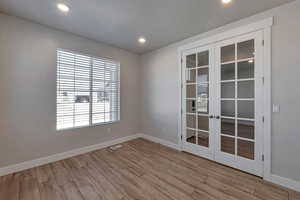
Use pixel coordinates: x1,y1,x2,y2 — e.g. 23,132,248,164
56,120,121,132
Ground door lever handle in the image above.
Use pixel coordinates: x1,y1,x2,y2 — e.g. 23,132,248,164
209,115,214,119
215,116,220,119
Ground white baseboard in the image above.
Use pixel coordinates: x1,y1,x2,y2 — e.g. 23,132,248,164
2,133,299,193
139,135,300,193
265,174,300,192
0,134,140,177
139,133,181,151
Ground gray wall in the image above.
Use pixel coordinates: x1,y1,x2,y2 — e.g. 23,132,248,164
0,13,141,168
141,0,300,181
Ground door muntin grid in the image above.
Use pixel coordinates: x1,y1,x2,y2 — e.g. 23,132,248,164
185,50,210,148
219,39,256,160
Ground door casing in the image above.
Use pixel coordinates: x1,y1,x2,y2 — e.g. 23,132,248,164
177,18,273,179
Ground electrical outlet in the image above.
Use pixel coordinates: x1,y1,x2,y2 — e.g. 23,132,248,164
272,104,280,113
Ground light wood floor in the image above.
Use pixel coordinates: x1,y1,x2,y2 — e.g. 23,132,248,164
1,138,299,200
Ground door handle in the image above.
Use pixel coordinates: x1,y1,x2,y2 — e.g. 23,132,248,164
215,116,220,119
192,100,196,111
209,115,214,119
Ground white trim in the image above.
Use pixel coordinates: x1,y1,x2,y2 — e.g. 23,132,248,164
140,134,181,151
178,17,273,52
0,134,140,177
178,17,273,179
1,131,299,193
178,49,183,151
265,175,300,193
263,26,272,180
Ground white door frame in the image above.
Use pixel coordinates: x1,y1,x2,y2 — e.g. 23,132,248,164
178,17,273,179
181,45,215,160
213,31,264,176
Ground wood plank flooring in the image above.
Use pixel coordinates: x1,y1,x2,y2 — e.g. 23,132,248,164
0,138,299,200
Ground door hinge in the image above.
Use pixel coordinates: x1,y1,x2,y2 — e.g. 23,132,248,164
262,40,265,46
262,154,265,161
181,58,183,63
181,135,183,140
262,77,265,84
262,116,265,123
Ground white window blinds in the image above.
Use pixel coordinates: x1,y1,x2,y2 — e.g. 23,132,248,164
56,49,120,130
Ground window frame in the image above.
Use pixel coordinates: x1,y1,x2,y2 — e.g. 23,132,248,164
56,48,121,131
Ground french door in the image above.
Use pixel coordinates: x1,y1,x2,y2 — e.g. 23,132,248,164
182,31,264,176
182,46,214,160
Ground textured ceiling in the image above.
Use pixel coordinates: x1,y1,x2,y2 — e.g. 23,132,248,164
0,0,295,54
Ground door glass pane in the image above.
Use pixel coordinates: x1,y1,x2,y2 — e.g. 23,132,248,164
198,51,209,67
238,120,254,139
221,63,235,80
186,114,196,129
221,82,235,98
198,131,209,147
238,61,254,79
221,100,235,117
186,54,196,68
238,139,254,160
197,99,208,114
197,84,209,114
186,69,196,83
197,68,209,83
221,44,235,63
221,118,235,136
186,100,196,113
238,81,254,98
238,100,254,119
186,129,196,144
197,115,208,131
237,39,254,60
197,84,209,98
221,136,235,155
186,84,196,98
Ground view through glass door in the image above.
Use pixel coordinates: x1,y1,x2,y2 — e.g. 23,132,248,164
182,46,214,160
182,30,264,176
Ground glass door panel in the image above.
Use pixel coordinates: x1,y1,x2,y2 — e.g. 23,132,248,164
186,100,196,113
183,47,213,159
237,120,254,139
186,54,196,68
219,38,257,159
186,69,196,83
197,50,210,148
237,40,254,60
182,30,263,176
221,44,235,63
237,139,254,160
215,31,263,177
186,129,196,144
198,131,209,147
221,136,235,155
186,85,196,98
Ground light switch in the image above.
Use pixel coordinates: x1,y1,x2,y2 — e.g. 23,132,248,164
272,104,280,113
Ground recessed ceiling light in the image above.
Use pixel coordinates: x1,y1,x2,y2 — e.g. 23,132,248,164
222,0,232,4
57,3,70,13
138,37,146,44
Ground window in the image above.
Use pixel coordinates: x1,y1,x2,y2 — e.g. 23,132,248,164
56,49,120,130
